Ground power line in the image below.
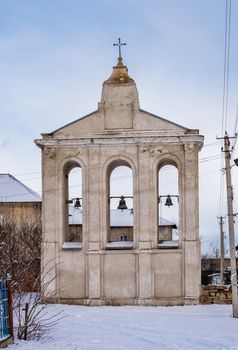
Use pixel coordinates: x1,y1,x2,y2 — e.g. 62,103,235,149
0,151,221,186
200,155,222,163
225,0,232,131
1,142,220,181
203,141,221,148
221,0,232,134
0,167,222,199
218,0,232,217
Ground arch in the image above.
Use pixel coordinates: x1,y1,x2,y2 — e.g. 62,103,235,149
155,152,181,173
104,156,137,179
151,153,183,247
158,165,179,237
60,156,86,174
102,155,137,248
58,156,87,244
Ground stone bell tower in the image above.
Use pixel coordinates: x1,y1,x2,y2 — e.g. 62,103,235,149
36,41,203,306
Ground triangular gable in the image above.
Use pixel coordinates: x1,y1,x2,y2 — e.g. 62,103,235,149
44,107,190,139
46,110,105,138
138,109,189,131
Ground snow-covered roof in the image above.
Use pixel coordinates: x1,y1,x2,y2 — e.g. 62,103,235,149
69,207,177,227
106,241,133,249
0,174,41,202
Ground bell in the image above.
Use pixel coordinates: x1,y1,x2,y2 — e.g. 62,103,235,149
165,195,173,207
74,197,81,208
117,196,128,210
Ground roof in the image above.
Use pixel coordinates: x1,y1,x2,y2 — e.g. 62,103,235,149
42,108,189,137
139,109,190,131
0,174,41,202
69,207,177,227
38,65,193,138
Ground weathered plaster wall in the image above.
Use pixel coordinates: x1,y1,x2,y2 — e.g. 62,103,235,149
36,59,203,306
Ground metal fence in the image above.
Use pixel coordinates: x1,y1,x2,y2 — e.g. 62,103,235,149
0,280,11,340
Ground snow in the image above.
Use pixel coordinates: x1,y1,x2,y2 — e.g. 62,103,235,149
62,242,83,249
10,304,238,350
157,240,179,248
106,241,133,249
0,174,41,202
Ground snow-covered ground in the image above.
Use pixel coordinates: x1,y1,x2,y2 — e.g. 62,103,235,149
10,304,238,350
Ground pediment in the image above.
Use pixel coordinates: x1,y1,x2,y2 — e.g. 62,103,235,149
51,110,104,138
134,109,188,133
49,108,189,139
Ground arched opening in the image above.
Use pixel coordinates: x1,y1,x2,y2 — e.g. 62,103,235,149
158,164,179,248
107,164,133,248
64,164,83,243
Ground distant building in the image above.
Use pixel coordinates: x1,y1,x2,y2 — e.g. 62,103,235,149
201,258,237,285
0,174,41,224
68,207,177,243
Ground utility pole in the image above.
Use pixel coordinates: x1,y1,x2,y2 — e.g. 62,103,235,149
223,132,238,317
218,216,225,284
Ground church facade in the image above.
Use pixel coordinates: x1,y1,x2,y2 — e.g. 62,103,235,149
36,52,203,306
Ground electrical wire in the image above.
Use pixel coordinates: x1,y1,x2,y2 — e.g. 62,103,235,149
224,0,232,131
0,166,222,199
218,0,232,218
221,0,232,135
0,140,222,182
0,141,223,198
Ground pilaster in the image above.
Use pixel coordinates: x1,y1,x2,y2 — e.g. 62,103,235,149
184,144,199,241
138,145,152,246
88,146,101,249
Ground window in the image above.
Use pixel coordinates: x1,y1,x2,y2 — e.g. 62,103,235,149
120,234,128,241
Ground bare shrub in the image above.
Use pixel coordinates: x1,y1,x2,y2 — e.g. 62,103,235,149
0,219,41,291
0,219,63,340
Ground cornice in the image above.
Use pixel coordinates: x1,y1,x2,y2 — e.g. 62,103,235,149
35,134,204,148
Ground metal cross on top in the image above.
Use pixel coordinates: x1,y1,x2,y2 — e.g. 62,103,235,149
113,38,126,59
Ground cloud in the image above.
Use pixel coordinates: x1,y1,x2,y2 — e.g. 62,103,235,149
0,139,10,149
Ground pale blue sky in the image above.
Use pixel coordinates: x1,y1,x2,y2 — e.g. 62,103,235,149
0,0,238,251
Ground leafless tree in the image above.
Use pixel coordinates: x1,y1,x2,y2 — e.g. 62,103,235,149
14,257,63,340
0,219,63,340
0,219,41,290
